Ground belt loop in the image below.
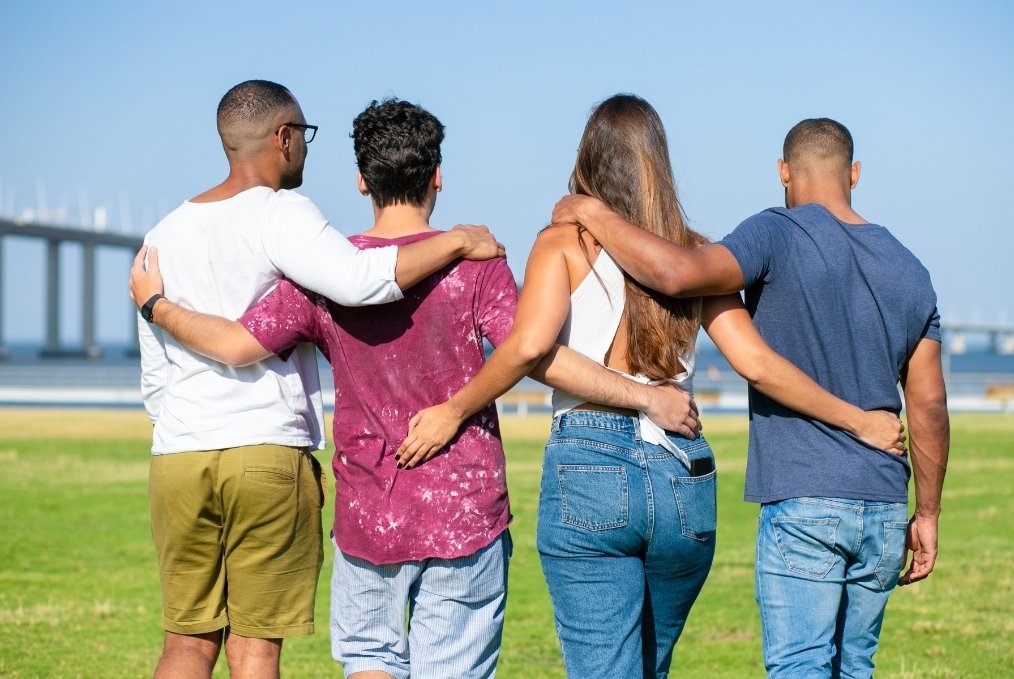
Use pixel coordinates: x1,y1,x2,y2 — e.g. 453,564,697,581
632,413,642,442
551,415,562,434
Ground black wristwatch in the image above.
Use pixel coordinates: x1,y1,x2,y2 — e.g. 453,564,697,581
140,294,164,323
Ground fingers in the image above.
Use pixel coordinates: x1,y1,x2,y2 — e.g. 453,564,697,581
681,412,700,440
131,245,148,272
129,246,149,304
396,435,427,468
398,440,441,469
675,423,695,439
898,556,934,585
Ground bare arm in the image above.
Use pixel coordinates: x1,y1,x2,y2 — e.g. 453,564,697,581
130,246,271,366
704,294,906,451
394,225,506,290
552,194,744,297
529,345,699,436
897,338,949,586
395,229,574,467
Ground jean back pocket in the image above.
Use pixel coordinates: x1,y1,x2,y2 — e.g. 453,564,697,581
672,470,717,541
558,465,628,531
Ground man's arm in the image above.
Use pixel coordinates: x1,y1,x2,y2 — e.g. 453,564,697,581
268,201,504,306
897,338,949,586
130,247,272,366
394,225,505,290
552,194,744,297
704,294,906,451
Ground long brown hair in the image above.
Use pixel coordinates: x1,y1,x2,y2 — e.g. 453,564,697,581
570,94,704,380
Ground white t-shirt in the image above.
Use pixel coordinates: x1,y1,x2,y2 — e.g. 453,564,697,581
552,249,695,416
138,186,402,455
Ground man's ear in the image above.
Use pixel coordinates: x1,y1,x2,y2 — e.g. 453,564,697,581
850,161,861,189
432,165,442,193
275,123,292,160
777,159,791,187
357,173,370,196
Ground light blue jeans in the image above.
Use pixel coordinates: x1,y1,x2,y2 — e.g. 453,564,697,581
537,411,717,678
755,497,909,678
330,531,511,679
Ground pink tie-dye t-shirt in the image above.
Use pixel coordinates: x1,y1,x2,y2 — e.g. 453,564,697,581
240,231,517,564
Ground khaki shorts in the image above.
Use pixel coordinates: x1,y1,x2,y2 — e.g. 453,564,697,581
149,444,324,638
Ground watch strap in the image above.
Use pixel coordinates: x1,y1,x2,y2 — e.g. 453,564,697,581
140,293,164,323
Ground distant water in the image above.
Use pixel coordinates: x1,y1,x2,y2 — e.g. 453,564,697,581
1,342,1013,409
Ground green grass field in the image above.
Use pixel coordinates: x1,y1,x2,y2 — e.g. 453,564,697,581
1,410,1011,678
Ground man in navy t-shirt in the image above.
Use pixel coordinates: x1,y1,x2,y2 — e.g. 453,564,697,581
553,118,949,677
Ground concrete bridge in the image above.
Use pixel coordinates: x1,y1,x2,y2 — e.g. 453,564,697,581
0,219,143,359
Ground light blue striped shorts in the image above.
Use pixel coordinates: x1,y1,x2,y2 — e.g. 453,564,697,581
330,531,511,679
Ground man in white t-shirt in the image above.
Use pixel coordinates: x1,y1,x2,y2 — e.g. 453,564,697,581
134,80,504,679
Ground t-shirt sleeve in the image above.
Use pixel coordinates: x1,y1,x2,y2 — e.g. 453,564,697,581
922,306,942,343
261,194,404,307
719,212,786,287
475,258,518,347
239,279,322,360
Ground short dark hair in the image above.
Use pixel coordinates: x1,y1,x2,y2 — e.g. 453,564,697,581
217,80,295,129
352,98,444,208
783,117,854,166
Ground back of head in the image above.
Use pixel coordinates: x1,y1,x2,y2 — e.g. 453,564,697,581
352,99,444,208
571,94,704,380
782,117,854,178
217,80,298,158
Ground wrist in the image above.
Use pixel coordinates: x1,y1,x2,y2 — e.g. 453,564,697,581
842,405,864,435
629,382,652,413
914,507,941,520
445,395,472,422
140,293,165,324
452,230,470,257
150,297,168,325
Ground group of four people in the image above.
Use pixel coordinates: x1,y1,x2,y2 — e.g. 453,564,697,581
130,79,948,678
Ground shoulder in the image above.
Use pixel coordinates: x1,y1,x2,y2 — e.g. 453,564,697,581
532,222,595,260
722,208,791,251
267,189,326,218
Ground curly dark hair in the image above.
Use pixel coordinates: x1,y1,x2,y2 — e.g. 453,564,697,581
352,98,445,208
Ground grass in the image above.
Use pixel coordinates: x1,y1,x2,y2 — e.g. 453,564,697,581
0,410,1012,677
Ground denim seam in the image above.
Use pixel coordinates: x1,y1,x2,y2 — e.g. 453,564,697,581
639,445,654,544
546,439,639,456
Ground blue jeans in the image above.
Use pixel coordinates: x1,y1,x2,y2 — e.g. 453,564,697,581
755,497,909,678
330,532,511,679
536,411,716,679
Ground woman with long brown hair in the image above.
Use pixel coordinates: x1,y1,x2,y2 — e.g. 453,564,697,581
399,94,902,677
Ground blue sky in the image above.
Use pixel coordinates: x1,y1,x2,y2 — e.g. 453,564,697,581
1,0,1012,345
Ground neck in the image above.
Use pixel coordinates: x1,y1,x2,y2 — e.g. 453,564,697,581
790,184,867,225
361,201,435,238
190,162,284,203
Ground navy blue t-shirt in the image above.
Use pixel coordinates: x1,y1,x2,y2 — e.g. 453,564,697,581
720,204,940,504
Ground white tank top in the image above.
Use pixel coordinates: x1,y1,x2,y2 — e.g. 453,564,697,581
551,249,696,417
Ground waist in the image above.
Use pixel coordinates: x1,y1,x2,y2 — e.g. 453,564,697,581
570,402,638,417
